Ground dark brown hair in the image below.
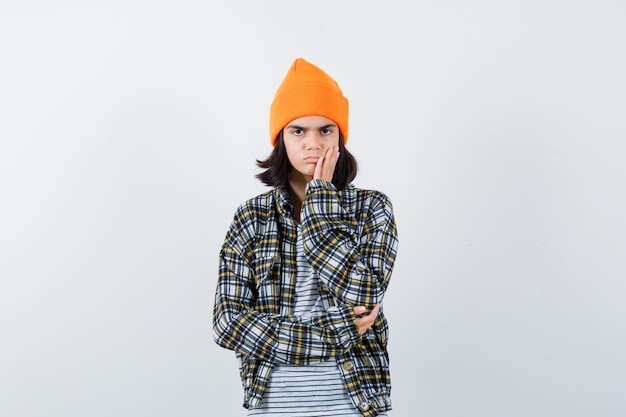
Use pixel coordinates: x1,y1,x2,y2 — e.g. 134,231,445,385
256,132,358,190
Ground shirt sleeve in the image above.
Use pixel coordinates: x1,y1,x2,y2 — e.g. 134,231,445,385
212,203,362,365
300,179,399,310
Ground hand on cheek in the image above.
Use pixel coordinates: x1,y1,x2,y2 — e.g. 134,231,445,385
313,146,340,182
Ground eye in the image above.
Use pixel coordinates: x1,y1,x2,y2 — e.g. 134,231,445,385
290,128,304,136
321,127,333,135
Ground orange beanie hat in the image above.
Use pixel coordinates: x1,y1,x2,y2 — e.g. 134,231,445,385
269,58,349,146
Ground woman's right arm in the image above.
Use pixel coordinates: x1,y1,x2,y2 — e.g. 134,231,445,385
211,210,363,365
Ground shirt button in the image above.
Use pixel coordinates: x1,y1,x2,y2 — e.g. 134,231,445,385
358,402,370,411
342,361,354,371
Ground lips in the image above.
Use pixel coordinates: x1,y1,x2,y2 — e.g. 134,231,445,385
304,156,320,163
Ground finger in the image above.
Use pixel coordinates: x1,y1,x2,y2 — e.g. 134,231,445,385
328,146,339,164
320,147,339,181
314,156,324,179
354,306,366,315
355,315,375,335
319,148,333,180
355,317,369,335
362,305,380,328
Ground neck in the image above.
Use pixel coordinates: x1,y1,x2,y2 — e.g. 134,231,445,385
287,174,310,223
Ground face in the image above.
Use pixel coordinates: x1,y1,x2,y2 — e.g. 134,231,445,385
282,115,340,181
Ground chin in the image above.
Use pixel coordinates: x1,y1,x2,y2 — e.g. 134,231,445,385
298,168,315,177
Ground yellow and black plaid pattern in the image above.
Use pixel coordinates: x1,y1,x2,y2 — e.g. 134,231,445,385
212,179,398,416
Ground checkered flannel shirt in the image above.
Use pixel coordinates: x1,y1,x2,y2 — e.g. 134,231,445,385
212,179,399,416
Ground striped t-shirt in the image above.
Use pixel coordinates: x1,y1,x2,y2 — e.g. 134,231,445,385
247,225,387,417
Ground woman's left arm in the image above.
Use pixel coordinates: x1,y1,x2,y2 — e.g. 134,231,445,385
301,179,399,310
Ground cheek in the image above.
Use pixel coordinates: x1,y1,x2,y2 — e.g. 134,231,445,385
284,146,300,165
324,139,340,151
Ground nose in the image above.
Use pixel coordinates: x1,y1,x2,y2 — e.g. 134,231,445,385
305,131,322,149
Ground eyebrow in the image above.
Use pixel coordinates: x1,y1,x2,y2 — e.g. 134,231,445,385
285,124,338,130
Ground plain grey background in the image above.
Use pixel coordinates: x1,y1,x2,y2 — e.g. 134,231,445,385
1,1,625,416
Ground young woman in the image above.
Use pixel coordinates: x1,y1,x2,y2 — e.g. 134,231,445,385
212,58,399,417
